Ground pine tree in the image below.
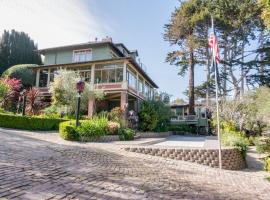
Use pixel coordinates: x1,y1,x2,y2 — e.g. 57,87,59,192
0,30,41,75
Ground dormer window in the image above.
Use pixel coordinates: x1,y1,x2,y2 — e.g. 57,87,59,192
73,49,92,62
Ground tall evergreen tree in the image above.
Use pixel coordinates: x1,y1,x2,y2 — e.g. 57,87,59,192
0,30,41,75
164,0,210,114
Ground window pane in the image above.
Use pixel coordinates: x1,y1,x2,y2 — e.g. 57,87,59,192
128,71,137,89
39,69,48,87
116,68,123,82
101,70,108,83
108,69,116,83
95,70,101,83
73,49,92,62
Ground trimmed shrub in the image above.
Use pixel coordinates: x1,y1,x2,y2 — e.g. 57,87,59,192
118,128,135,141
59,121,79,141
2,64,36,87
76,116,108,140
0,113,66,130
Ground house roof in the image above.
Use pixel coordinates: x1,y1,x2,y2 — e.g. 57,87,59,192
31,57,159,88
39,41,125,57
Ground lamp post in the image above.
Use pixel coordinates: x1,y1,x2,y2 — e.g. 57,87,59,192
75,80,85,127
20,89,27,116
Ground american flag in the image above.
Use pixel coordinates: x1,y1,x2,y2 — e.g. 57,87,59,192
208,33,220,64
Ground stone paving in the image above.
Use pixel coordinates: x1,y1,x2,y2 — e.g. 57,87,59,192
0,128,270,200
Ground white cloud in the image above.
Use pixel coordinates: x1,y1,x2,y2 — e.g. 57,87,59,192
0,0,110,48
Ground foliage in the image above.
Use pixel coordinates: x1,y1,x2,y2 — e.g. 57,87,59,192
0,80,10,103
169,124,197,134
221,130,250,156
171,98,186,105
49,69,104,114
151,100,172,132
1,78,21,112
2,64,36,87
138,101,158,131
154,91,171,104
259,0,270,29
25,87,44,115
0,113,66,130
0,30,41,74
264,156,270,172
118,128,135,141
76,116,108,140
110,107,124,122
184,78,216,100
164,0,210,114
253,86,270,125
255,137,270,154
59,121,80,141
42,105,61,118
107,121,120,135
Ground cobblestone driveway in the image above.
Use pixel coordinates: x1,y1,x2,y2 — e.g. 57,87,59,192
0,129,269,200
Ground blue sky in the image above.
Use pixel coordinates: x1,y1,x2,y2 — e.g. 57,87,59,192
0,0,207,100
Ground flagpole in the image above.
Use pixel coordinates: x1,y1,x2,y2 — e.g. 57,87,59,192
211,15,222,170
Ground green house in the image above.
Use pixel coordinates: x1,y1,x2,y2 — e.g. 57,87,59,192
31,37,158,117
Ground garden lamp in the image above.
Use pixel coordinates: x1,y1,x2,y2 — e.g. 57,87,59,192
75,80,85,127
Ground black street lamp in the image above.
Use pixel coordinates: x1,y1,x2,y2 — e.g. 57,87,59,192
75,80,85,127
20,89,27,116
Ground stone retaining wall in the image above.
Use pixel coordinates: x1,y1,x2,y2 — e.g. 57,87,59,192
125,147,246,170
136,132,173,138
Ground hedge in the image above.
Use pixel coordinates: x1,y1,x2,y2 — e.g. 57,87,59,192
59,121,80,141
0,113,67,131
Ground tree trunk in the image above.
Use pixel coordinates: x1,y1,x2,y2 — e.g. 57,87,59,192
188,50,195,115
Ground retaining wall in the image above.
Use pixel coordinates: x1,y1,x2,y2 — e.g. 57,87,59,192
125,147,246,170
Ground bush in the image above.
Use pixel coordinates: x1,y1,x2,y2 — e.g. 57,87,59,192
59,121,79,141
110,107,124,122
265,156,270,172
255,137,270,153
248,136,259,146
221,131,250,156
0,80,10,102
169,124,197,134
138,101,158,131
107,121,120,135
76,116,108,139
0,113,66,130
2,64,36,87
118,128,135,141
151,101,172,132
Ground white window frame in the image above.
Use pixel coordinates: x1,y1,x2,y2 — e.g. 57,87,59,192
73,48,92,63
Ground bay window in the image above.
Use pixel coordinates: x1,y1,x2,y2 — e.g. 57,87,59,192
95,64,123,83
